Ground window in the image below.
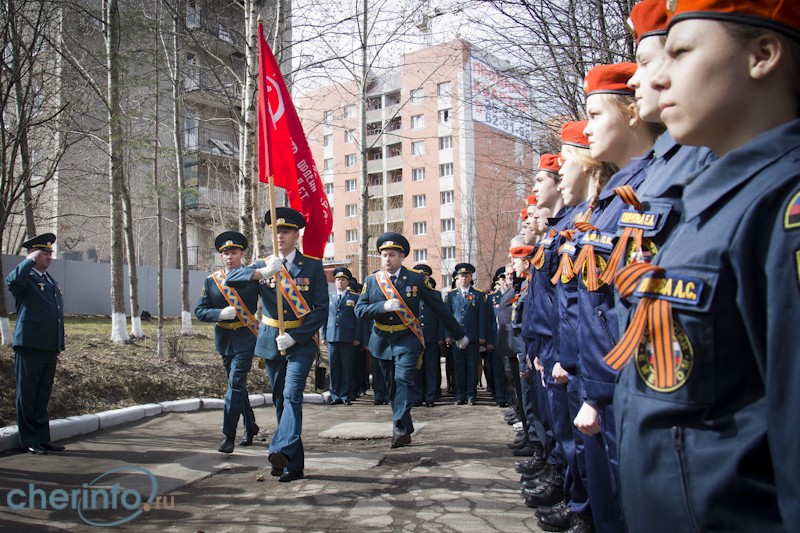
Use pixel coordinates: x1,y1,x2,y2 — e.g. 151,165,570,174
345,204,357,217
324,111,333,124
442,273,453,288
440,163,454,178
411,115,424,129
439,136,452,150
414,249,428,262
438,82,451,96
441,218,455,232
412,168,425,182
411,88,423,103
324,183,334,195
344,104,356,118
438,109,451,124
345,179,357,192
413,194,426,208
413,221,427,235
440,190,454,205
327,233,334,243
344,129,356,143
324,134,332,147
324,158,334,171
442,246,456,260
345,154,356,167
346,229,357,242
412,141,425,155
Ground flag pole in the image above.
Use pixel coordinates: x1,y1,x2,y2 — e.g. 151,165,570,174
258,16,286,354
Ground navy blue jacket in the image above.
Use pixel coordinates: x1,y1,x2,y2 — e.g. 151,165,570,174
226,251,328,360
7,258,64,352
194,268,259,356
355,266,465,361
444,286,487,341
614,119,800,531
322,289,361,343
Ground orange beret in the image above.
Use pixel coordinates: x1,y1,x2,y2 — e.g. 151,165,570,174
527,194,538,206
536,153,562,174
520,207,528,220
628,0,668,43
510,245,535,258
562,121,590,148
583,63,637,96
667,0,800,39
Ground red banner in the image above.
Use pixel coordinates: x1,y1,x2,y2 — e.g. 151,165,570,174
257,23,332,259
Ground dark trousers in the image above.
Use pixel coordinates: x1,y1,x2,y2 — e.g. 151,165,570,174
352,346,368,397
372,355,392,402
451,343,479,401
221,352,256,438
15,348,58,448
414,342,440,402
583,402,627,533
265,353,313,472
380,352,415,435
328,342,355,401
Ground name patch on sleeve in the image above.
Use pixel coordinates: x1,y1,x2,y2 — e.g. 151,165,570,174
634,273,704,306
618,209,659,230
578,232,615,252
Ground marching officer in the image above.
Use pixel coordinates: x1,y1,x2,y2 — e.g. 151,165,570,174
7,233,66,455
445,263,487,405
355,232,468,448
226,207,328,483
195,231,260,454
411,264,444,408
322,267,361,405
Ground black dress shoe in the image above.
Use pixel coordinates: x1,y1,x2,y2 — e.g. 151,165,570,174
536,500,568,519
425,401,434,407
344,399,352,405
497,402,509,408
278,470,304,482
218,438,235,453
391,429,411,449
240,425,259,446
26,445,47,455
513,445,536,457
523,479,564,508
455,399,466,405
331,399,343,405
468,398,477,405
269,451,289,476
41,442,66,452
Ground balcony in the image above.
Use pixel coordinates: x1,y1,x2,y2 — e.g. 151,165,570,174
185,124,239,158
186,186,239,210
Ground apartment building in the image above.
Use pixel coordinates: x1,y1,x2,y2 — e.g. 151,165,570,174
299,39,534,288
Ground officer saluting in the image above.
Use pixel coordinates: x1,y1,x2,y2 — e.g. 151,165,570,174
195,231,260,454
356,232,468,448
226,207,328,482
7,233,65,455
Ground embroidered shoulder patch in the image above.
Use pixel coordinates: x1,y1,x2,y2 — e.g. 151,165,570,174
796,250,800,288
785,190,800,230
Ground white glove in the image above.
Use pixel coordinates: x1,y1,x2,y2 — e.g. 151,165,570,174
26,250,42,261
276,333,296,351
383,299,402,312
259,256,284,278
218,306,236,321
455,336,469,350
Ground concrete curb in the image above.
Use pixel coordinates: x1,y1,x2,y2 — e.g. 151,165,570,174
0,392,327,453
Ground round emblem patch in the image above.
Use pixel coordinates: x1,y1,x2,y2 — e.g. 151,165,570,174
625,238,659,266
581,253,607,289
534,253,545,270
635,320,693,392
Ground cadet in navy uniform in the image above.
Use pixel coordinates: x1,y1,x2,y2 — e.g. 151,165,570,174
7,234,65,455
195,231,260,454
608,2,800,530
321,267,360,405
485,267,509,407
355,233,468,448
445,263,486,405
226,207,328,482
411,264,444,408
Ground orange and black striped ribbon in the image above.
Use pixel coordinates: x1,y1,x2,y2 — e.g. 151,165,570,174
603,262,677,389
599,186,645,285
532,228,557,267
550,229,576,285
572,222,599,291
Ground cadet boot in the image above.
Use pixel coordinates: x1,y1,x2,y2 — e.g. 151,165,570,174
537,501,573,531
563,513,595,533
535,499,568,519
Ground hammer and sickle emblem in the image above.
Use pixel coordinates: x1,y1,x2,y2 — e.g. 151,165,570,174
266,76,285,126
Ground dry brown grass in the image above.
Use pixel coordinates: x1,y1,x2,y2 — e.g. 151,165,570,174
0,316,326,428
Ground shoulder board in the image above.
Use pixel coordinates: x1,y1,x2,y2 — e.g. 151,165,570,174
408,267,422,274
424,278,435,290
473,288,485,294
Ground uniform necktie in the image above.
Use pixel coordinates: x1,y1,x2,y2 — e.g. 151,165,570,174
337,293,343,305
390,274,397,285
